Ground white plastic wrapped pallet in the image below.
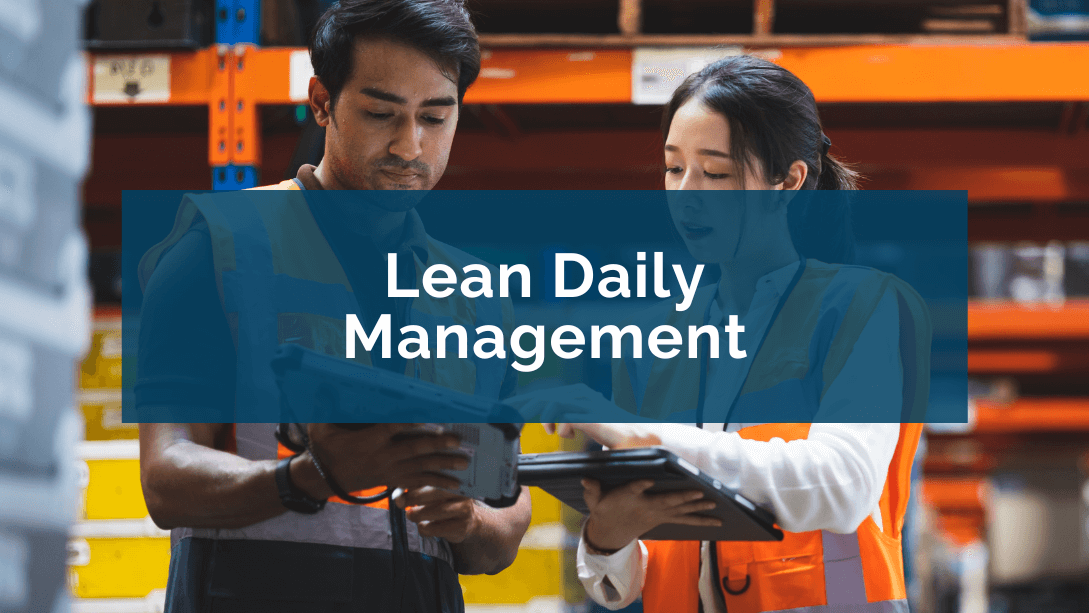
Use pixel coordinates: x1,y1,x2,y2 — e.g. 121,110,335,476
0,0,91,611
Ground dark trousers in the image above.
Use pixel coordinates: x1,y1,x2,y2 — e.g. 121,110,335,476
164,537,465,613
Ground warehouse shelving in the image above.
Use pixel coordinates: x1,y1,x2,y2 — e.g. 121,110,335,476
83,41,1089,199
968,348,1089,374
969,300,1089,339
78,0,1089,608
85,43,1089,106
929,295,1089,549
80,0,1089,202
973,398,1089,432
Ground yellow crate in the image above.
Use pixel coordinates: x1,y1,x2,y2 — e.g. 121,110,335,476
80,392,138,441
521,423,588,528
520,423,560,454
80,323,123,390
77,442,146,521
71,593,166,613
529,487,562,526
460,548,564,604
79,458,147,521
68,525,170,600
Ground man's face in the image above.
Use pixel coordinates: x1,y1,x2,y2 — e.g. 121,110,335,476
313,37,460,194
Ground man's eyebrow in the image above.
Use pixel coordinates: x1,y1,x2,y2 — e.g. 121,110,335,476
361,88,406,104
422,96,457,107
360,88,456,107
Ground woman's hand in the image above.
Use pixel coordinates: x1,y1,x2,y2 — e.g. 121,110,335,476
503,384,663,448
549,423,663,450
582,478,722,552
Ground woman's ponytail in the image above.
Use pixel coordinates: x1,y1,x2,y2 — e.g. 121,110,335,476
816,148,860,191
787,134,858,263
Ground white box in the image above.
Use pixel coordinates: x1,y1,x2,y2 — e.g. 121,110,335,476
0,0,81,111
0,139,83,296
987,470,1089,585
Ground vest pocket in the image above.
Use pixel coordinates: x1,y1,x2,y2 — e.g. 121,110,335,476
731,553,826,611
715,531,826,610
750,528,823,561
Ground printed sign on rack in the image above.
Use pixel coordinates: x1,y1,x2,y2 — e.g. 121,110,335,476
92,55,170,104
631,47,743,105
289,50,314,103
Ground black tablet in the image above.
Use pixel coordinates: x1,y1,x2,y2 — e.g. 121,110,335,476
270,343,522,507
517,447,783,541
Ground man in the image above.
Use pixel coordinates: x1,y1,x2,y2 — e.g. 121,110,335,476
135,1,531,610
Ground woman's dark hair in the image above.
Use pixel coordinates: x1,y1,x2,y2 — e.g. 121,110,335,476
310,0,481,107
662,54,858,264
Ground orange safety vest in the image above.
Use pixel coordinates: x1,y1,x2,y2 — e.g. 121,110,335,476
249,180,398,506
613,260,930,613
138,179,514,548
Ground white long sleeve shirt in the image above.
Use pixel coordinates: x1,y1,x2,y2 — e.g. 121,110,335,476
577,262,905,611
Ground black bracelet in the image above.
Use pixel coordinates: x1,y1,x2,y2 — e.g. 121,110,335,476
274,454,326,514
293,424,392,505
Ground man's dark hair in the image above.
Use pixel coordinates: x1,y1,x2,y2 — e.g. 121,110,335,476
310,0,481,107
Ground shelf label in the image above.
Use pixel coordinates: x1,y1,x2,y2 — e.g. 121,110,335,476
632,47,743,105
92,55,170,104
289,50,314,103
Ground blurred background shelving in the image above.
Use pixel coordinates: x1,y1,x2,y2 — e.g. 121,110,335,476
74,0,1089,612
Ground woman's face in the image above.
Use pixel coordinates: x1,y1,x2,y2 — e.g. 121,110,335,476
664,99,782,265
663,99,773,192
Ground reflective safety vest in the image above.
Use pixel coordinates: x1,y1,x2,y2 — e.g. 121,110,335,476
613,259,930,613
138,181,514,568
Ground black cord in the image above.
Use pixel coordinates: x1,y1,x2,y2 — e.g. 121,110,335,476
275,423,305,453
292,423,393,505
390,501,410,608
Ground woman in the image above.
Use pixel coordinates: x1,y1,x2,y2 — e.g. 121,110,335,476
544,55,930,613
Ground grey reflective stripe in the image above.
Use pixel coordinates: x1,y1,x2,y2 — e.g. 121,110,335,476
821,531,867,605
208,424,455,567
235,422,279,461
172,503,454,566
772,598,909,613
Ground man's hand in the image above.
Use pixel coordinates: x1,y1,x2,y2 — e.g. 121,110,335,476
395,486,480,543
298,424,469,499
396,484,532,575
582,478,721,553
